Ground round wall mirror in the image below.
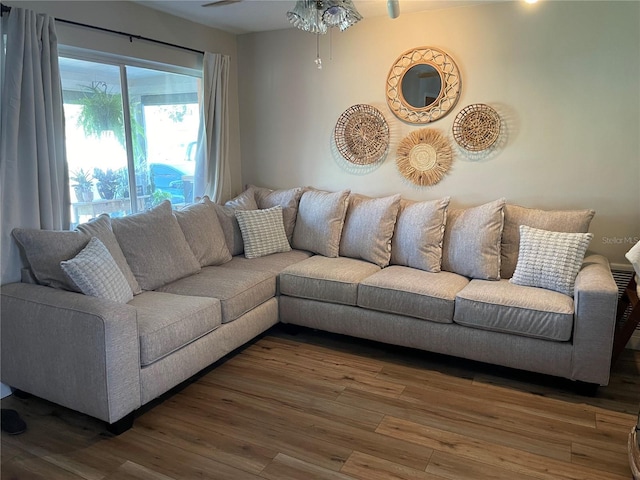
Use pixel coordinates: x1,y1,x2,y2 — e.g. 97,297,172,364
401,64,443,108
386,47,461,124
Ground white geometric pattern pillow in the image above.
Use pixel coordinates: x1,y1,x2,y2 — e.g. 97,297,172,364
60,237,134,303
510,225,593,296
235,206,291,259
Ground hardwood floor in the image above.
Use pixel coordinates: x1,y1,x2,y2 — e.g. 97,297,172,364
2,325,639,479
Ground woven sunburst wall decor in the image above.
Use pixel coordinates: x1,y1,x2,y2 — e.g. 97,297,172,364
452,103,501,152
396,128,453,186
334,104,390,165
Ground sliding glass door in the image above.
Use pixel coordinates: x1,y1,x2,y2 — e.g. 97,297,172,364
59,55,201,226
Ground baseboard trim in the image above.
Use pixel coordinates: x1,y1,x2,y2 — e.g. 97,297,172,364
611,262,633,272
627,331,640,351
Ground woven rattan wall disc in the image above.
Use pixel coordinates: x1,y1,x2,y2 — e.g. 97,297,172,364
334,104,390,165
396,128,453,186
452,103,501,152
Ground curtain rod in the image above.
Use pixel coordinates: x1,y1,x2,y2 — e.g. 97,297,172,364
0,3,205,56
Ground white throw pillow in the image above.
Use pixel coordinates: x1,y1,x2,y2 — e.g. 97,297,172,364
60,237,133,303
235,206,291,259
626,240,640,279
510,225,593,296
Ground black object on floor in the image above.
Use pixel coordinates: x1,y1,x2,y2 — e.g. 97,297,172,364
1,409,26,435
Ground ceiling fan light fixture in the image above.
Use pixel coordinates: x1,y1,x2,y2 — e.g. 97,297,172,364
287,0,361,34
322,0,362,30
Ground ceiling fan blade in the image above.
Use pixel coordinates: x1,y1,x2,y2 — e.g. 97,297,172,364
202,0,241,7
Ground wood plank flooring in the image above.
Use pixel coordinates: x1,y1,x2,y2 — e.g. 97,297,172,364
2,325,639,479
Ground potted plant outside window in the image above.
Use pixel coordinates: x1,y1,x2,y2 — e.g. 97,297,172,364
70,169,94,203
93,168,122,200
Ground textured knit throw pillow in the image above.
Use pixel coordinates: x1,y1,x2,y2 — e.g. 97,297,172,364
510,225,593,296
235,206,291,259
60,237,134,303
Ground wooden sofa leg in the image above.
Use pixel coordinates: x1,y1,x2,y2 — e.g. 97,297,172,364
574,381,599,397
12,389,32,399
279,323,302,336
106,412,135,435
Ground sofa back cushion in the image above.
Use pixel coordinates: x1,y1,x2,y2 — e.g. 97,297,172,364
339,193,401,268
292,189,350,258
112,201,201,291
391,197,450,272
76,214,142,294
442,198,506,280
212,189,258,256
174,199,232,267
12,214,141,294
249,185,305,243
500,204,595,279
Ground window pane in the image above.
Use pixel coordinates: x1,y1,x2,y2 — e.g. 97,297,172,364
126,66,200,207
60,56,202,226
60,57,133,225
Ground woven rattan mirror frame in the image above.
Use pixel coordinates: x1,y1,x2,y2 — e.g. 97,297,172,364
386,46,461,124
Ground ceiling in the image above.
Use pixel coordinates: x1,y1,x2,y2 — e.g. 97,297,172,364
133,0,491,35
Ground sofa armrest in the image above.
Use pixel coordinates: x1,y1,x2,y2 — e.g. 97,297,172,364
571,254,619,385
0,283,141,423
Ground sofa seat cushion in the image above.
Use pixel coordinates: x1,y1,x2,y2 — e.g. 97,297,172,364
279,256,380,306
129,291,221,367
155,267,275,324
358,266,469,323
220,250,313,275
453,279,574,341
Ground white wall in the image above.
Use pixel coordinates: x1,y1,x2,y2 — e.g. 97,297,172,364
4,0,245,196
237,0,640,266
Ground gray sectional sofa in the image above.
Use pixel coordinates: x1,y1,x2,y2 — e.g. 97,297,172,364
0,185,619,433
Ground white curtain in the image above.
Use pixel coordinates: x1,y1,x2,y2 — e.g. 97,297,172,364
194,52,231,204
0,7,69,285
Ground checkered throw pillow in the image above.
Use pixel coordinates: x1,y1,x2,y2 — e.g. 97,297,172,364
235,206,291,259
60,237,134,303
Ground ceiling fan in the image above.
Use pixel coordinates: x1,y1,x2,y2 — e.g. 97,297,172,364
201,0,242,7
202,0,400,19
